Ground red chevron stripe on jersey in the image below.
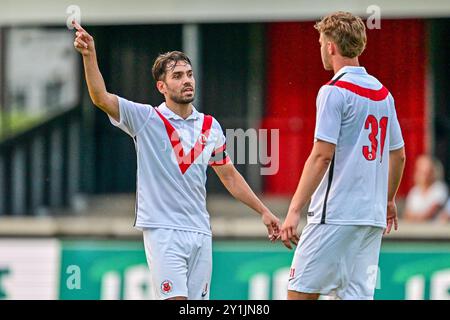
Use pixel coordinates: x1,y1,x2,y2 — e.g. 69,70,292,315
326,80,389,101
155,108,213,174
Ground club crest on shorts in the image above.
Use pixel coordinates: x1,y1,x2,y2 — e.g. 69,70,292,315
198,133,208,145
161,280,173,294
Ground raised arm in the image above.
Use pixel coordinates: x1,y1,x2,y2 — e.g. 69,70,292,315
73,21,119,121
213,163,280,241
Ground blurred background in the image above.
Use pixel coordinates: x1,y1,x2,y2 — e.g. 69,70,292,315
0,0,449,300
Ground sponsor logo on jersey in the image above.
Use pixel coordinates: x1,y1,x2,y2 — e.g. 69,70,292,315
307,211,314,217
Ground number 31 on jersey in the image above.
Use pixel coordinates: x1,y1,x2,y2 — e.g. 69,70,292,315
363,115,388,162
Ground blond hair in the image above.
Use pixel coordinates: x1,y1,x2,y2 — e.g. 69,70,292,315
314,11,367,58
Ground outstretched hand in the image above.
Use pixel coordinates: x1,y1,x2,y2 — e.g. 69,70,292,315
72,20,95,56
261,211,281,242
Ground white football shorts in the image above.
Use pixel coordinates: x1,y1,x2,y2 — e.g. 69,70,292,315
288,223,383,300
143,228,212,300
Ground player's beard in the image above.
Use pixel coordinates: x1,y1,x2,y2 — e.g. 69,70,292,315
169,89,195,104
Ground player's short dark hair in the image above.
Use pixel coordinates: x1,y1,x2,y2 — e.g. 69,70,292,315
152,51,192,81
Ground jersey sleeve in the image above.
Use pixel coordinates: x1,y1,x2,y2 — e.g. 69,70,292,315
108,96,154,137
314,85,344,145
388,96,405,151
209,118,231,166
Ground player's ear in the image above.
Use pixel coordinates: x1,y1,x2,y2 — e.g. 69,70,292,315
156,80,166,94
329,41,339,56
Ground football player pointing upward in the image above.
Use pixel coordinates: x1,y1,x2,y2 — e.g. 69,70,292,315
73,21,280,300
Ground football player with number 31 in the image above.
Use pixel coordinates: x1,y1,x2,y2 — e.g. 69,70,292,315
281,12,406,300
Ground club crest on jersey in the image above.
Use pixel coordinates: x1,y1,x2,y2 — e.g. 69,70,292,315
198,133,208,145
161,280,173,294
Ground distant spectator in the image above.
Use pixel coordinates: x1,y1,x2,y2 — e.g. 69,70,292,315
403,155,448,222
439,199,450,223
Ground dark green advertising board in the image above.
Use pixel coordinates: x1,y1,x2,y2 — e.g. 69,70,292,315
58,240,450,300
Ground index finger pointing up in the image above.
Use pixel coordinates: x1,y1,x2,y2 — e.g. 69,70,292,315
72,20,84,32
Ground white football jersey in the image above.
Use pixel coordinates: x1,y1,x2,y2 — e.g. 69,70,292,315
109,97,230,236
307,66,404,228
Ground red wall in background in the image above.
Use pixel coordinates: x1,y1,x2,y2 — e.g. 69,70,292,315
262,20,426,197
